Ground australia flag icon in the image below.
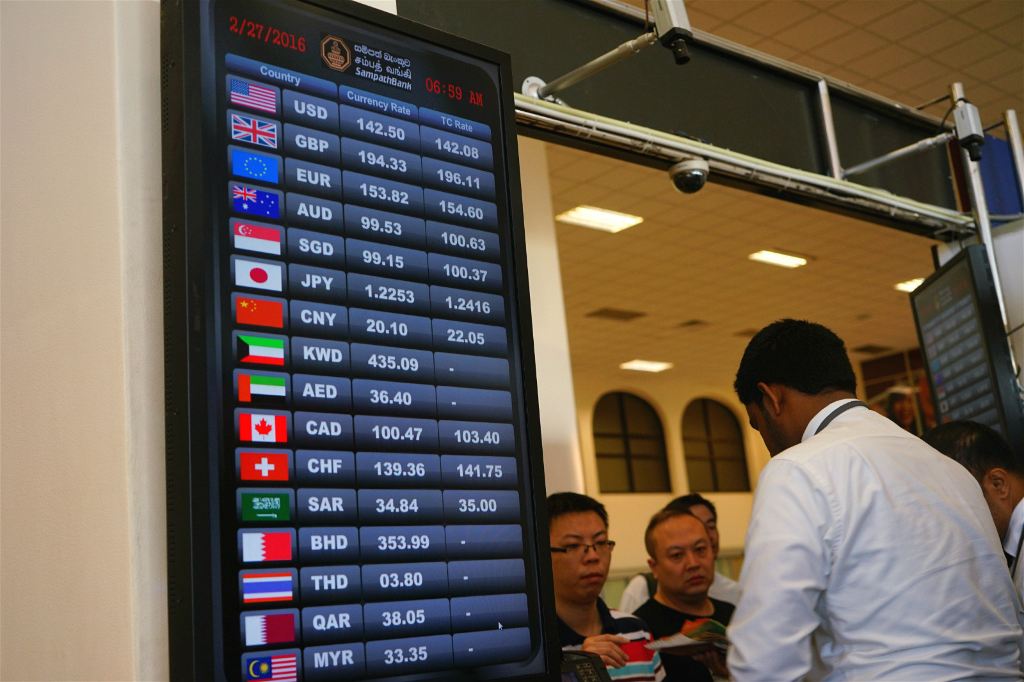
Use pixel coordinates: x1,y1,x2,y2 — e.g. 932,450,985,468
230,182,281,220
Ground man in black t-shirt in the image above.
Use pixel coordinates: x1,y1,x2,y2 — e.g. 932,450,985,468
634,508,734,682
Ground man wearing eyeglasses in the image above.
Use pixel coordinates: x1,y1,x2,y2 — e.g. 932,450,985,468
634,508,733,682
548,492,665,681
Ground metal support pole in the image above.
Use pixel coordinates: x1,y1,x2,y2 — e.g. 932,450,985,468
842,131,953,179
1004,109,1024,212
952,83,1010,330
531,32,658,100
817,80,842,180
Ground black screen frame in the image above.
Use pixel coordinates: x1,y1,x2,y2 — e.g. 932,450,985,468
911,244,1024,459
162,0,560,679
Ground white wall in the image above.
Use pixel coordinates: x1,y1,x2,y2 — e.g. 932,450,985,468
573,368,770,575
993,218,1024,373
1,2,165,680
518,138,586,495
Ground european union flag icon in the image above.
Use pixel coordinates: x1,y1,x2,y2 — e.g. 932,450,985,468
231,183,281,219
230,147,281,183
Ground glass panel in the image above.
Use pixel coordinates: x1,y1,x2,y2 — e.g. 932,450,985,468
714,460,751,492
710,437,745,458
593,394,624,435
597,456,631,493
682,401,707,439
628,436,666,458
623,394,662,436
594,436,626,457
706,400,740,436
631,458,671,492
682,437,710,457
686,458,714,491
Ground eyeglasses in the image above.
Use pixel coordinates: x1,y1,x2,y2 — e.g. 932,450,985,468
550,540,616,556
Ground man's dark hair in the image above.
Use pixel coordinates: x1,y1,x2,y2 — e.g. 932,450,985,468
546,492,608,528
665,493,716,519
924,421,1021,479
644,508,705,557
734,319,857,405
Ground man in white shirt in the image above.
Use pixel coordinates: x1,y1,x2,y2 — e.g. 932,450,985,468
619,494,740,614
727,319,1022,681
925,420,1024,601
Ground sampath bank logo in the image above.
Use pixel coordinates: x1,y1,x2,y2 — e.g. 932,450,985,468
321,35,352,72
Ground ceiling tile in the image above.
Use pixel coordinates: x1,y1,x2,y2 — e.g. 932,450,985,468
864,1,947,40
774,11,853,50
730,0,819,34
811,29,890,65
959,0,1024,30
988,19,1024,47
688,0,770,22
932,32,1008,69
827,1,899,25
901,18,974,55
843,42,919,79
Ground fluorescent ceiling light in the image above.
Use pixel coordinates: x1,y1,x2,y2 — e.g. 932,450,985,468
748,250,808,269
895,278,925,292
556,205,643,233
620,359,674,373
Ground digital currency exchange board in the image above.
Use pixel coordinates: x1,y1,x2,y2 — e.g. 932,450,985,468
911,245,1024,457
161,1,558,679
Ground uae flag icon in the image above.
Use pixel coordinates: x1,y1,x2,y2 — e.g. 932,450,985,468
235,370,288,404
237,409,289,443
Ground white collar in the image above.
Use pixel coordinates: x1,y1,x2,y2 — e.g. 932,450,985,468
1003,497,1024,557
801,398,862,443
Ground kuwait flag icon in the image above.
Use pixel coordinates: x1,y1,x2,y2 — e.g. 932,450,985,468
237,409,289,443
235,370,288,404
239,529,294,563
240,569,296,604
238,450,290,482
232,256,283,292
233,294,285,329
231,219,282,255
234,332,286,367
242,610,297,647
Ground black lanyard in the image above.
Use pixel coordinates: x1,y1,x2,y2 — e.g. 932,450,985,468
1010,523,1024,580
814,400,868,436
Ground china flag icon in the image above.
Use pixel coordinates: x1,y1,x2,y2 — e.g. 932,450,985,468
234,294,285,329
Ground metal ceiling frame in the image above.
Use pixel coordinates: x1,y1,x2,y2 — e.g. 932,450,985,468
514,94,976,238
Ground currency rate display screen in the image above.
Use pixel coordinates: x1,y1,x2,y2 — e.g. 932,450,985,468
911,245,1024,456
162,1,556,679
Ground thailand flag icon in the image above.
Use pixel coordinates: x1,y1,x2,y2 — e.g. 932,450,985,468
240,569,296,604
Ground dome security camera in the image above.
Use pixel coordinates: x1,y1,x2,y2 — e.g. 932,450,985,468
669,158,710,194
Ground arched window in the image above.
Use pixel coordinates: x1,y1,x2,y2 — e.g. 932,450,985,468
682,398,750,492
592,392,670,493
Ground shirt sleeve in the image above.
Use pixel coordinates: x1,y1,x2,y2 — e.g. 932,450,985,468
727,458,835,681
618,574,651,614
